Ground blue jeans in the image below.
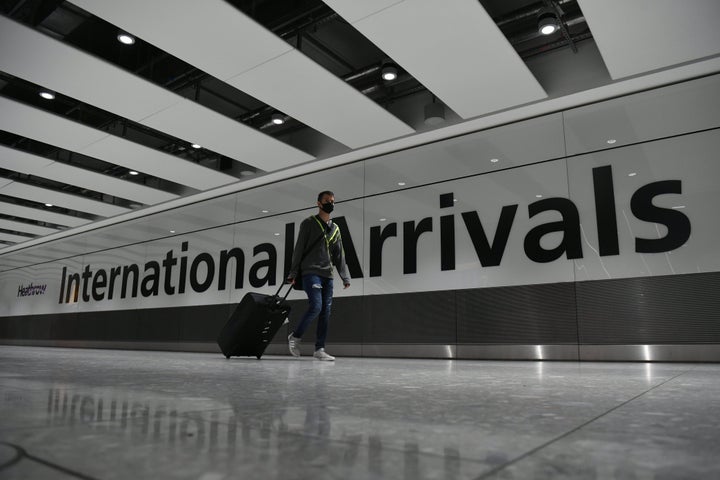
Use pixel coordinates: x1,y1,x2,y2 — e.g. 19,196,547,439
292,274,334,350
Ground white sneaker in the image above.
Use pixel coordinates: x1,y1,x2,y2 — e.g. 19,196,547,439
288,334,301,357
313,348,335,361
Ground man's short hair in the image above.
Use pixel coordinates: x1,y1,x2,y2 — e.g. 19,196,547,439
317,191,334,202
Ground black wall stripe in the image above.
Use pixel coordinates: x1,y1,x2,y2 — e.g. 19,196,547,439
2,272,720,348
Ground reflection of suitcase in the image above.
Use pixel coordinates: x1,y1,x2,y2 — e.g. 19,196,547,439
217,284,292,359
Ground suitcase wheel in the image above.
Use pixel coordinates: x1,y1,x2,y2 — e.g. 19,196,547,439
256,355,262,360
225,354,231,359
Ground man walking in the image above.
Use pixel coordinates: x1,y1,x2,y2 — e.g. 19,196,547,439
286,191,351,361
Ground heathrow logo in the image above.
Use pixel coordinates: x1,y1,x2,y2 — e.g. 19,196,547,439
17,282,48,297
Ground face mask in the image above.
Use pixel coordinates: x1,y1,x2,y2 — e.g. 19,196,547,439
321,202,334,213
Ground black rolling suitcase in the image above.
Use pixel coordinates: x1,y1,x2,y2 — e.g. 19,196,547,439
217,283,293,359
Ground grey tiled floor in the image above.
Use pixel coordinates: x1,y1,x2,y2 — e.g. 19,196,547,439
1,346,719,479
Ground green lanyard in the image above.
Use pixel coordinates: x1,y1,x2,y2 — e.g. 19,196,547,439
312,215,339,255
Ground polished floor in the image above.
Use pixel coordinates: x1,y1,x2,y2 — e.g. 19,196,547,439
1,346,719,479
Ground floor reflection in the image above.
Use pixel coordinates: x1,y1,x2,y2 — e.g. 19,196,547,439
2,347,718,480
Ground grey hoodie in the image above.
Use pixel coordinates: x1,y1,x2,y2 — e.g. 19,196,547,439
288,215,350,284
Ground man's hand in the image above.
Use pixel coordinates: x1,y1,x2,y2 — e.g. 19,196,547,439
343,282,350,289
286,277,295,285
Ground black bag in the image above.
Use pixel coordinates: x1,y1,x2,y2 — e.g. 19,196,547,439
217,283,293,359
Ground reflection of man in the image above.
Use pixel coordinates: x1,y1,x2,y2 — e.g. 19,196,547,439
286,191,351,361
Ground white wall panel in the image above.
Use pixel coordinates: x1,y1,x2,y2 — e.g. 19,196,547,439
364,113,565,196
73,243,147,313
123,195,239,247
232,162,365,223
564,73,720,155
0,238,87,268
0,259,82,316
81,223,159,253
2,75,720,316
363,160,575,295
569,129,720,281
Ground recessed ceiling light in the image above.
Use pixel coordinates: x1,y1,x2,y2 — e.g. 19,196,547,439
117,33,135,45
537,10,559,35
628,172,637,177
45,203,53,207
381,64,398,81
128,170,139,175
240,170,255,176
271,113,285,125
379,218,387,222
454,198,458,202
536,194,543,198
397,182,406,186
39,91,55,100
672,205,686,209
607,139,617,144
273,233,280,236
261,210,269,213
490,158,499,163
169,230,175,233
540,22,558,35
191,143,201,149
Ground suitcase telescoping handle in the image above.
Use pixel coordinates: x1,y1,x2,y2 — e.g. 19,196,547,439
274,282,294,301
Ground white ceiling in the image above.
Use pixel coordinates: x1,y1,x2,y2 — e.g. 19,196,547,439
1,0,719,251
578,0,720,80
325,0,548,118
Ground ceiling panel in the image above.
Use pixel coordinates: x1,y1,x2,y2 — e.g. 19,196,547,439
0,182,131,217
41,163,178,204
78,136,235,191
140,99,312,171
0,15,176,120
322,0,405,23
0,146,178,205
0,96,107,152
325,0,547,119
70,0,292,79
0,232,34,244
0,97,238,191
72,0,414,149
227,50,414,149
0,15,312,171
0,218,60,236
1,146,55,173
0,201,91,228
578,0,720,79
